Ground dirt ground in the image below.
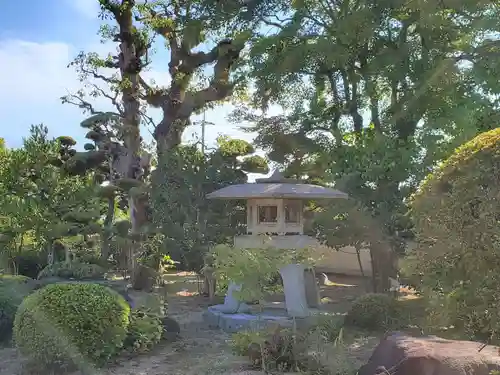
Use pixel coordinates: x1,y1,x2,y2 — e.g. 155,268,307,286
0,273,379,375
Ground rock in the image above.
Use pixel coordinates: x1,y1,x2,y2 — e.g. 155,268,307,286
161,316,181,342
358,332,500,375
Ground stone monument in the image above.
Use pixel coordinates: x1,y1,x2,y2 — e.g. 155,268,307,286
203,170,348,332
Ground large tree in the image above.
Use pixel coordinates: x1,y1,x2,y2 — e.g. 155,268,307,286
63,0,279,279
232,0,500,290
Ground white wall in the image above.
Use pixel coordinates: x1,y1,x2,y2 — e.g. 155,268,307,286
233,235,372,277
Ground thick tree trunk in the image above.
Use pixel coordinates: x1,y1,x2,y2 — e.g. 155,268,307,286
113,3,145,284
370,241,396,292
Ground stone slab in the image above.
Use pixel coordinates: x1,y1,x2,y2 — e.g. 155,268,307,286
203,305,338,333
204,305,293,333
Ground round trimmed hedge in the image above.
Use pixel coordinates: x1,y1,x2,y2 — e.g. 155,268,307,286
410,127,500,340
0,275,35,341
412,127,500,257
13,283,130,368
344,293,395,330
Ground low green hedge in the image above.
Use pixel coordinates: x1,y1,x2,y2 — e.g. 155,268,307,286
344,293,396,330
13,283,130,369
37,261,105,280
0,274,35,341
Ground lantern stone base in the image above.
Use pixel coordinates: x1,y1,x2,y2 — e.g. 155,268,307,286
203,305,341,333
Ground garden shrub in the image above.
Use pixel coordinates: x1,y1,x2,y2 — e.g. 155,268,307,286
123,308,162,353
344,293,396,330
410,127,500,342
37,261,106,280
14,250,47,279
232,321,353,374
13,283,130,369
311,314,344,342
232,327,301,371
0,274,35,341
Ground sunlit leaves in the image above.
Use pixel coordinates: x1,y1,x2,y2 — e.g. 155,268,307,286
216,136,255,157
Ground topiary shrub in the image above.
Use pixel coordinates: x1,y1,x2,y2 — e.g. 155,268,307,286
0,275,35,342
13,283,130,369
410,127,500,342
344,293,396,330
37,261,105,280
14,250,47,279
123,308,162,353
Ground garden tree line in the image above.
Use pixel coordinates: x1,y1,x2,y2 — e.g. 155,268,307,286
231,0,500,290
1,0,499,290
59,0,500,291
0,124,267,281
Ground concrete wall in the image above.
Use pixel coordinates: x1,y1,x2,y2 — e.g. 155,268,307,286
233,235,372,277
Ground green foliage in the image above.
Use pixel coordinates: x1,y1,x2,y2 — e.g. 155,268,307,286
232,327,302,372
0,274,31,284
232,329,263,356
38,261,106,280
344,293,396,331
0,125,103,269
231,318,351,373
129,291,166,317
234,0,500,291
151,141,268,271
217,136,255,157
13,283,130,368
239,155,269,174
13,249,47,279
410,128,500,342
0,274,35,341
210,244,315,302
123,308,162,353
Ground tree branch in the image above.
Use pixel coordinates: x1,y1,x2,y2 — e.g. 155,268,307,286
61,93,121,118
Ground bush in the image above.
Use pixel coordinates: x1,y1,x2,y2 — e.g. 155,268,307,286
14,251,47,279
123,308,162,353
0,274,32,284
13,283,130,369
232,321,351,374
232,327,300,371
37,261,106,280
410,128,500,341
344,293,395,330
0,275,35,341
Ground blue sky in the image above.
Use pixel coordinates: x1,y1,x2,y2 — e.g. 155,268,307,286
0,0,258,152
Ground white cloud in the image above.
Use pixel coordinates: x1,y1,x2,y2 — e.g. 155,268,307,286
0,40,77,102
0,38,255,151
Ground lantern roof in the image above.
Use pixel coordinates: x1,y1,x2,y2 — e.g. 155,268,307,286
206,169,348,200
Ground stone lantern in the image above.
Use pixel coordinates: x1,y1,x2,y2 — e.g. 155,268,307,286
207,169,347,247
204,170,349,328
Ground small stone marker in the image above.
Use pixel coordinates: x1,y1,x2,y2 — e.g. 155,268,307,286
280,264,310,318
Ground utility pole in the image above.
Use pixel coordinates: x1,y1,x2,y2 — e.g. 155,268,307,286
201,110,206,155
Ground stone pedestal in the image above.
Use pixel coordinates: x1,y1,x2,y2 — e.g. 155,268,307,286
304,267,321,308
279,264,310,318
210,282,250,314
